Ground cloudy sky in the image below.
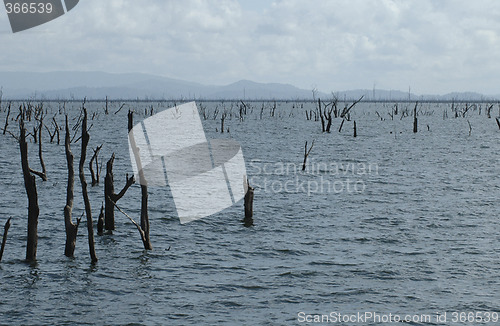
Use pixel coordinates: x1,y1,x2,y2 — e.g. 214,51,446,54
1,0,500,95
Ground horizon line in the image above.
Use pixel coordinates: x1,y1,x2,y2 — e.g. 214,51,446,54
1,97,499,104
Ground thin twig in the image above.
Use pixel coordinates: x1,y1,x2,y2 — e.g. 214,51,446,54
108,196,147,244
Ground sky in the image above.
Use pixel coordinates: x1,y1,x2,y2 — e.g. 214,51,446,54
1,0,500,95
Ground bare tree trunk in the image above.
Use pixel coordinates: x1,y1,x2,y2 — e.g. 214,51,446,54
37,114,47,181
110,199,149,248
353,120,357,137
413,102,418,133
325,110,332,133
0,217,12,262
19,119,39,262
340,95,364,118
338,119,345,132
243,180,254,227
114,103,126,115
53,117,60,145
302,140,314,171
89,144,103,186
128,110,152,250
2,103,10,135
140,183,151,249
318,99,325,132
104,153,135,231
79,109,98,263
97,203,104,235
104,155,115,231
64,116,80,257
104,96,109,115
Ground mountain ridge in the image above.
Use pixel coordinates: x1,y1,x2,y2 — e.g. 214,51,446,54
0,71,497,101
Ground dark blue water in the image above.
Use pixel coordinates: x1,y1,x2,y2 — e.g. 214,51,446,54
1,101,500,325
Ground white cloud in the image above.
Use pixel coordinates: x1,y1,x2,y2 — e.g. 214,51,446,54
0,0,500,94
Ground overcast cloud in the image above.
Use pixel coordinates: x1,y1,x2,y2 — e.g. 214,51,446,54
0,0,499,94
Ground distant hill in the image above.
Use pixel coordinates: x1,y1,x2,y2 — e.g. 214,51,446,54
0,71,497,101
0,71,320,100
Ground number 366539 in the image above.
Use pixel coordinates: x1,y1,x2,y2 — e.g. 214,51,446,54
5,2,53,14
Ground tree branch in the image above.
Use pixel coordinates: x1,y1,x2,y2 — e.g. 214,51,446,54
113,174,135,202
108,196,148,245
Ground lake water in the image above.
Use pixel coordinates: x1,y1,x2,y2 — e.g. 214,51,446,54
0,100,499,325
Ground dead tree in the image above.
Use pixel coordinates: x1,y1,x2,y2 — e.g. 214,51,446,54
340,96,364,118
0,217,12,262
239,100,248,121
270,101,276,117
111,199,150,248
413,102,418,133
45,125,56,143
332,96,339,118
302,140,314,171
97,203,104,235
79,108,98,263
325,109,333,133
114,103,126,115
243,179,254,227
33,113,47,181
89,144,103,186
487,105,493,118
63,116,81,257
221,113,226,133
338,119,345,132
318,99,325,132
19,119,39,261
128,110,152,250
104,96,109,115
104,153,135,231
2,103,10,135
53,117,60,144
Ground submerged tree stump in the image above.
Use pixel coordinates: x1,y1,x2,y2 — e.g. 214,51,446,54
104,153,135,231
128,110,152,250
19,119,39,262
79,108,98,263
63,116,81,257
89,144,103,186
302,140,314,171
338,119,345,132
221,113,225,133
0,217,12,262
35,113,47,181
2,103,10,135
413,102,418,133
97,203,104,235
318,99,325,132
243,180,254,227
